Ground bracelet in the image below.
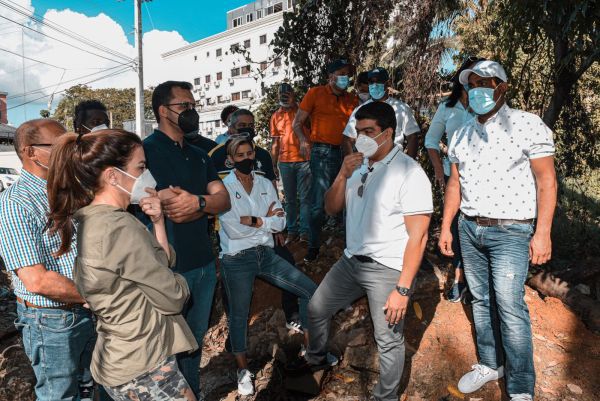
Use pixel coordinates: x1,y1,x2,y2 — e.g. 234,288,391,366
251,216,258,227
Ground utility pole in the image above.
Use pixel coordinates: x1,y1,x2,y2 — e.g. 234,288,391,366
134,0,145,137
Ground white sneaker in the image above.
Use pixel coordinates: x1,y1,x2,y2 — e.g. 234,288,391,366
326,352,339,366
510,394,533,401
237,369,254,396
458,364,504,393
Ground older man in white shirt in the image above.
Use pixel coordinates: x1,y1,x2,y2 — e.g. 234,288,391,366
439,60,557,401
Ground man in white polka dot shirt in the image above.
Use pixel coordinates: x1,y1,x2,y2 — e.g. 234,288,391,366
438,60,557,401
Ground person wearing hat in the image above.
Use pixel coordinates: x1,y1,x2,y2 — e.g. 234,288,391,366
439,60,557,401
270,83,311,244
342,67,421,159
424,56,485,303
292,58,359,262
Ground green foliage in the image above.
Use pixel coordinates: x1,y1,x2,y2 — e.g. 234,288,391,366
52,85,154,131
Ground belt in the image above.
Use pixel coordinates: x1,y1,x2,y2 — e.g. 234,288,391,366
312,142,340,150
354,255,376,263
462,214,534,227
16,296,81,310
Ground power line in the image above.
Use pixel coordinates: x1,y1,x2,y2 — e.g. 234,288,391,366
6,66,133,111
0,13,133,67
144,1,156,31
0,46,65,69
0,0,134,63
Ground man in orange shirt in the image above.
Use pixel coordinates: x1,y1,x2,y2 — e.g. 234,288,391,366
270,83,311,244
293,59,359,261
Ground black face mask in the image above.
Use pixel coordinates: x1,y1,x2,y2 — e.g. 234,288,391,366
234,158,254,175
167,107,199,134
236,126,256,139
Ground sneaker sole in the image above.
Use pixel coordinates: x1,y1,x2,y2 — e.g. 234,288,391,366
447,287,468,303
286,323,304,334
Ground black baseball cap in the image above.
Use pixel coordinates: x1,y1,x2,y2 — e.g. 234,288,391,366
368,67,390,82
327,58,351,74
279,83,293,94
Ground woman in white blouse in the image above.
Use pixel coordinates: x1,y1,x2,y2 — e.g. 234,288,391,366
424,56,484,303
218,136,317,396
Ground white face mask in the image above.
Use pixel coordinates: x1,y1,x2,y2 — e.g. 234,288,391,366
82,123,109,133
114,168,157,204
358,92,371,103
355,130,389,158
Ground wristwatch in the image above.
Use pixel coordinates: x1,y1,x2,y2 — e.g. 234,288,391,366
197,195,206,212
395,286,411,296
251,216,258,227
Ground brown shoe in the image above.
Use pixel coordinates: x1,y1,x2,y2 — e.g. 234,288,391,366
286,233,299,244
299,233,310,243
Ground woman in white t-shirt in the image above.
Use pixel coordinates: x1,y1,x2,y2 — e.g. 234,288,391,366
424,56,484,303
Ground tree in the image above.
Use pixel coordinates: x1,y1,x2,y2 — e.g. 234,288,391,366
51,85,154,131
39,109,50,118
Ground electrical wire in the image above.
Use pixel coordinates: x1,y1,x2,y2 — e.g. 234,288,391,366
0,46,65,70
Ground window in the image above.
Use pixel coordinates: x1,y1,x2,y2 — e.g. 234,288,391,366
231,67,240,77
215,120,221,128
233,16,242,27
230,43,240,53
241,65,251,74
206,51,210,58
217,72,223,81
246,13,253,23
274,57,282,67
244,39,251,48
194,55,197,61
217,95,224,103
205,74,211,83
194,77,201,86
216,48,222,57
242,90,251,99
288,0,293,8
257,9,262,19
259,34,267,44
267,6,273,15
274,2,283,13
195,100,202,107
232,92,241,101
206,97,212,105
260,61,268,71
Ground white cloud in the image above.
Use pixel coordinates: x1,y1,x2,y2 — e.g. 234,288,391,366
0,1,188,116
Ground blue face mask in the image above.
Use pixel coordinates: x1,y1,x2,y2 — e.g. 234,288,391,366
368,83,386,100
335,75,349,90
468,87,498,115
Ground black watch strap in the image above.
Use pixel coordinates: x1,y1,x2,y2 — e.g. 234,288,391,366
197,195,206,211
251,216,258,226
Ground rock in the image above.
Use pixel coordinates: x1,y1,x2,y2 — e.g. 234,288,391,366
347,328,367,347
342,345,379,372
267,308,286,328
567,383,583,394
575,284,591,295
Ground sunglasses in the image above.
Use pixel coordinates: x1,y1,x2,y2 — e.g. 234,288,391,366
357,167,374,198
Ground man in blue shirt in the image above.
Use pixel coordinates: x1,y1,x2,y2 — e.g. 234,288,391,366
143,81,231,397
0,119,96,401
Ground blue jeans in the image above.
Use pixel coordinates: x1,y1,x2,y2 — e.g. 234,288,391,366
309,144,342,248
458,216,535,396
220,246,317,353
177,260,217,397
279,161,311,236
14,302,95,401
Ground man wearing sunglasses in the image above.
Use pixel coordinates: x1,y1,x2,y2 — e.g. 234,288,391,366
289,102,432,401
0,119,96,401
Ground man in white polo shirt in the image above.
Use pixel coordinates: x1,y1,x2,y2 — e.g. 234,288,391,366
439,60,557,401
289,102,432,401
341,67,421,159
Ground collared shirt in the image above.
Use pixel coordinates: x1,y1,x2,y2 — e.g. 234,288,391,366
209,143,276,181
187,133,218,153
448,105,555,219
343,97,421,149
219,171,285,256
270,105,309,163
299,84,358,145
215,131,230,145
0,169,77,307
344,146,433,271
143,129,220,273
74,204,197,387
424,100,474,176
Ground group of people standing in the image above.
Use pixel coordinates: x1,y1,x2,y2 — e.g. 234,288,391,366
0,56,556,401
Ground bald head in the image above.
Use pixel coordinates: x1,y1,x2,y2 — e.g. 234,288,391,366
14,119,66,160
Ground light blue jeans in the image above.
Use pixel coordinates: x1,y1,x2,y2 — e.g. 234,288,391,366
14,302,95,401
220,245,317,353
279,161,311,236
458,215,535,396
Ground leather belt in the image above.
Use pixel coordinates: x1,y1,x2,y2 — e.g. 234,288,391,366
313,142,340,150
462,214,534,227
354,255,376,263
17,296,80,311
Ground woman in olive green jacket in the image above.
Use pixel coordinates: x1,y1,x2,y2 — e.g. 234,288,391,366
47,129,197,401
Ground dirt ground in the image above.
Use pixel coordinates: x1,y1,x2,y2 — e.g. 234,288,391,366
1,235,599,401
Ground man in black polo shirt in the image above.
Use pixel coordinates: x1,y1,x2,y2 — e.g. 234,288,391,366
143,80,231,398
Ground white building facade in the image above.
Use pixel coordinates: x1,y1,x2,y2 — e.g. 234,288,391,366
161,0,297,139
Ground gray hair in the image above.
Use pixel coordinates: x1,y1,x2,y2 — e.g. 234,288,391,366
228,108,254,128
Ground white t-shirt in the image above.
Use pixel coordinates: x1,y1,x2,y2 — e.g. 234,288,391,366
344,146,433,270
343,97,421,149
448,105,555,220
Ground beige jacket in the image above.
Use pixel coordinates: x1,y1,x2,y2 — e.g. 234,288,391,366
73,204,198,387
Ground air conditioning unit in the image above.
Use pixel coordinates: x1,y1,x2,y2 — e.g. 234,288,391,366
225,95,231,101
249,92,255,99
229,78,234,85
209,99,215,105
199,91,205,98
215,81,220,87
204,83,210,89
199,100,205,106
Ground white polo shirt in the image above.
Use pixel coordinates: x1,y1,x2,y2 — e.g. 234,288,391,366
219,170,286,257
448,105,555,219
343,97,421,149
344,146,433,271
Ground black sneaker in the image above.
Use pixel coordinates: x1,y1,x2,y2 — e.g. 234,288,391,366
304,247,319,262
285,354,338,376
79,380,94,401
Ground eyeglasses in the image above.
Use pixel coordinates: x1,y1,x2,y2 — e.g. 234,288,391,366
29,143,53,147
165,102,195,110
357,167,373,198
